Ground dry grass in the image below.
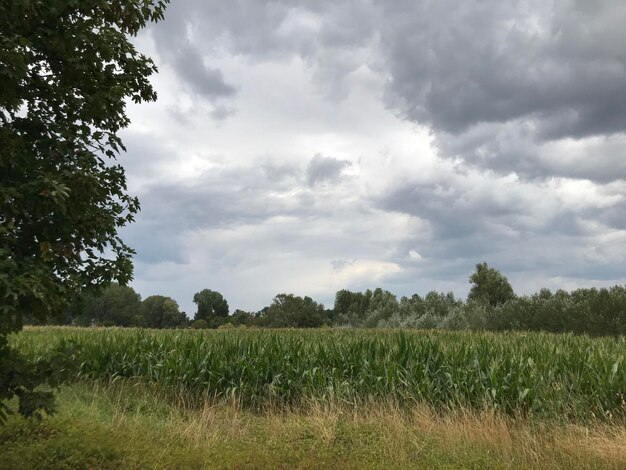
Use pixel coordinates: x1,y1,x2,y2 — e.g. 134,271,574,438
3,382,625,469
112,388,626,469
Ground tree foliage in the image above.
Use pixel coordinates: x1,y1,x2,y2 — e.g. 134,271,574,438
229,309,255,326
362,288,398,327
467,262,515,307
0,0,169,421
333,289,372,325
141,295,187,329
74,284,143,326
263,294,328,328
193,289,229,328
190,319,208,329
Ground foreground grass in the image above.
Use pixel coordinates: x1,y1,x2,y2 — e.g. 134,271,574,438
1,382,625,469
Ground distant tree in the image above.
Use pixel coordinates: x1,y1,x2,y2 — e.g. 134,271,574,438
334,289,355,316
362,288,398,327
423,291,461,317
76,284,143,327
468,263,515,307
333,289,372,325
252,306,270,327
264,294,327,328
229,309,255,326
190,319,208,329
193,289,229,328
141,295,187,329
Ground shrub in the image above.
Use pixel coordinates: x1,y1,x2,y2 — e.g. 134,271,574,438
191,319,208,329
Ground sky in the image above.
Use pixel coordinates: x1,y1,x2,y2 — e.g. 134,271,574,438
119,0,626,316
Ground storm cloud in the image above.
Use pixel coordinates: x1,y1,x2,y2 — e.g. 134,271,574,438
120,1,626,313
378,0,626,180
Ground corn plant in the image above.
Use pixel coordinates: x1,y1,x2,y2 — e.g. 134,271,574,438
13,327,626,420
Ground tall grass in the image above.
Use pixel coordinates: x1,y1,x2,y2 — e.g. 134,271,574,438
12,327,626,420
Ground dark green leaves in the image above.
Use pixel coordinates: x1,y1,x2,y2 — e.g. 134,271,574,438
468,262,515,308
0,0,169,421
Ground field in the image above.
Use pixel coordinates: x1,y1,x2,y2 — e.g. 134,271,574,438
2,327,626,468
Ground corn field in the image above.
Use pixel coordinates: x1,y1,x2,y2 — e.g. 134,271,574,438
12,327,626,419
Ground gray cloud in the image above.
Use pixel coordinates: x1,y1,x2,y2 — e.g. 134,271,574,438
137,163,306,235
373,163,626,292
171,46,236,99
209,103,237,121
433,124,626,183
148,0,377,100
380,0,626,136
378,0,626,181
123,154,353,266
149,0,626,181
331,259,354,271
306,154,351,186
149,3,237,102
124,1,626,313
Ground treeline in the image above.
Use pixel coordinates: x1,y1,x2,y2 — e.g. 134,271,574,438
63,287,189,329
35,263,626,336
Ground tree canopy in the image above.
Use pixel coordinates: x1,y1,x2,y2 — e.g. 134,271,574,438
142,295,187,329
193,289,229,327
78,284,142,327
263,294,328,328
0,0,169,421
467,262,515,307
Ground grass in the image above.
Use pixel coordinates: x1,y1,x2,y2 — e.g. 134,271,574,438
2,381,625,469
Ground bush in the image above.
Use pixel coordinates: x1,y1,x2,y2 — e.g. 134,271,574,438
440,302,490,331
409,313,441,329
191,319,208,329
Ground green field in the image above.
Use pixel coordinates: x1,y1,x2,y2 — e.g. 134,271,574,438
12,327,626,419
3,327,626,468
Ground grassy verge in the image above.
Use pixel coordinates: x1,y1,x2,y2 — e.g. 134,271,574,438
1,381,625,469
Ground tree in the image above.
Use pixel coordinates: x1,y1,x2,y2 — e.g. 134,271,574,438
0,0,169,421
74,284,142,327
229,309,255,327
334,289,355,316
423,291,460,317
141,295,187,329
333,289,372,325
467,263,515,307
193,289,229,328
264,293,328,328
362,288,398,327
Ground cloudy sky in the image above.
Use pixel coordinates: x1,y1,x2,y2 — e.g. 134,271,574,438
120,0,626,315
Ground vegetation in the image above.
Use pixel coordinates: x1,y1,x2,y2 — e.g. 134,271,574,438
68,284,142,327
468,262,516,307
0,381,626,470
0,0,168,421
2,380,625,469
1,2,622,469
193,289,229,328
141,295,187,329
260,293,328,328
5,325,625,467
12,327,626,420
46,265,626,338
